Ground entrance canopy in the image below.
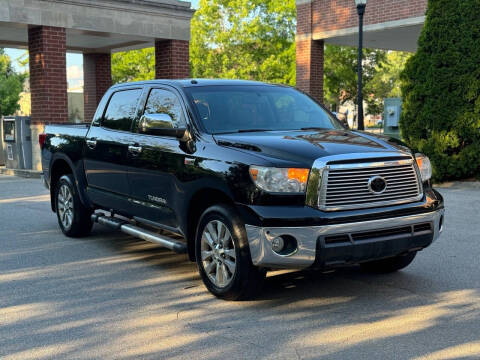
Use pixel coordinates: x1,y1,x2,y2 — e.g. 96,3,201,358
0,0,193,53
318,17,424,52
0,0,194,171
296,0,428,102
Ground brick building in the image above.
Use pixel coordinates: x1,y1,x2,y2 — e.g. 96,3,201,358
0,0,194,169
296,0,428,103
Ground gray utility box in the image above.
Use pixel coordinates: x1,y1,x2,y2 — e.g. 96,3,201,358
383,98,402,140
3,116,33,170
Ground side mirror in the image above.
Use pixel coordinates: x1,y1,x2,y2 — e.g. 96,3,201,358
333,112,349,129
139,113,186,139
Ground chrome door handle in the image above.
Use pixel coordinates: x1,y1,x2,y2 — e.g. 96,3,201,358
86,139,97,149
184,157,196,166
128,145,143,155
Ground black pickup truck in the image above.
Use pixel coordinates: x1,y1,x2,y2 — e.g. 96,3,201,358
40,79,444,300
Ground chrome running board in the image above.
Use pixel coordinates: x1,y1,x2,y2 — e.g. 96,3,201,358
91,213,187,254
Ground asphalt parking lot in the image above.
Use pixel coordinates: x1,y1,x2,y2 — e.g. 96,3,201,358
1,174,479,360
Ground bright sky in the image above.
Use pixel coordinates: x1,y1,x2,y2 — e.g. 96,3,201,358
3,0,199,90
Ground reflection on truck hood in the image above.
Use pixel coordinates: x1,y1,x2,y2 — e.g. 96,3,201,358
214,130,411,167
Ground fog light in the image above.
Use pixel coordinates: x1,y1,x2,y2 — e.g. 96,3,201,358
272,236,285,253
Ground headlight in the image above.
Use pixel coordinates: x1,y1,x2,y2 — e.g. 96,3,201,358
249,166,310,193
415,153,432,182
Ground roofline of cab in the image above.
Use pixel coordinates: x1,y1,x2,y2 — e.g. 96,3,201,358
109,79,291,90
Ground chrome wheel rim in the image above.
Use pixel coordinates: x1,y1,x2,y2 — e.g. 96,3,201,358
58,184,74,230
201,220,236,288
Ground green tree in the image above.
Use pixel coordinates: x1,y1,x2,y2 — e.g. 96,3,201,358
0,49,25,116
111,48,155,84
323,44,387,113
364,51,412,116
400,0,480,181
190,0,296,85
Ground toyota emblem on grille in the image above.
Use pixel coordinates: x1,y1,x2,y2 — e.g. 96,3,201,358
368,176,387,194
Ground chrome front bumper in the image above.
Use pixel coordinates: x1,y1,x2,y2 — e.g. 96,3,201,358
245,209,445,269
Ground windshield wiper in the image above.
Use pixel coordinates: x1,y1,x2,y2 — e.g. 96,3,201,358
236,129,272,133
214,129,271,135
217,128,329,134
300,127,329,131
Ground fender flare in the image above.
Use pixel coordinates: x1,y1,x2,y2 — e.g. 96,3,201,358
49,153,92,211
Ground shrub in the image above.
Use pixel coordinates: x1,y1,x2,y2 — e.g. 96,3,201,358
400,0,480,182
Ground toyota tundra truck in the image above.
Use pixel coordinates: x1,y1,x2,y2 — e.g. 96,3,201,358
40,80,445,300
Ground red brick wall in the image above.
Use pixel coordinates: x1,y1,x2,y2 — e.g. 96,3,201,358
84,53,111,122
297,3,313,36
28,26,67,124
155,40,190,79
296,38,324,103
311,0,427,35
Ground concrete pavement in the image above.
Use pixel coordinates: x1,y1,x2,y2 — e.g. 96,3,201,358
0,174,479,360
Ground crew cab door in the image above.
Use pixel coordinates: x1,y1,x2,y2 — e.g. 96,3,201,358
126,86,189,230
83,87,143,214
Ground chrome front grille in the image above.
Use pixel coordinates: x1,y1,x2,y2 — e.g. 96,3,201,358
316,158,423,211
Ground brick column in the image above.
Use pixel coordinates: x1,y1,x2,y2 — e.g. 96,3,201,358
296,0,324,103
155,40,190,79
296,38,324,103
28,26,67,123
83,53,111,122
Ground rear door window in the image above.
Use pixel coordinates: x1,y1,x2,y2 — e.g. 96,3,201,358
102,89,142,131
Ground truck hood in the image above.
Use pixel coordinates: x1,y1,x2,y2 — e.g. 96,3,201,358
213,129,412,167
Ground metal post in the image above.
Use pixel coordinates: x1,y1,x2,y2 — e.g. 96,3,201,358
357,5,365,131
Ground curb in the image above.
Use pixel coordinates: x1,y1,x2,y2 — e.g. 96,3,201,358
434,181,480,190
0,167,42,179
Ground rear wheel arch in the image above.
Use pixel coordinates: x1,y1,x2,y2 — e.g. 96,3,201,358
50,158,74,212
185,188,236,262
49,156,90,212
54,173,93,237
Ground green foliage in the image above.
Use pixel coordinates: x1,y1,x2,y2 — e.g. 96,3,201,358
365,51,411,116
190,0,296,85
400,0,480,182
112,48,155,84
323,45,387,112
324,45,410,117
0,49,25,116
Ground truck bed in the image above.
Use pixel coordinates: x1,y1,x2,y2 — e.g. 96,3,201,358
41,123,91,178
44,123,90,139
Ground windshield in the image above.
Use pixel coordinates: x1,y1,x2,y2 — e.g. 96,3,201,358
184,85,343,134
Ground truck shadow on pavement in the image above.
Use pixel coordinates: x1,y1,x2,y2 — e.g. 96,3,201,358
2,223,480,360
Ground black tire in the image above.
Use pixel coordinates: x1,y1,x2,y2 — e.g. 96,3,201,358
195,204,266,300
55,174,93,237
360,252,417,273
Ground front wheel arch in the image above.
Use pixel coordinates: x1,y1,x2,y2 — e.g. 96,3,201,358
195,204,265,300
185,188,236,262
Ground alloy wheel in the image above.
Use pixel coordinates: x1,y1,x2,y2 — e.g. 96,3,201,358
58,184,74,230
200,220,237,288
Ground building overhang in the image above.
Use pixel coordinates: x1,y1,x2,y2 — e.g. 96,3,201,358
0,0,194,52
296,16,425,52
